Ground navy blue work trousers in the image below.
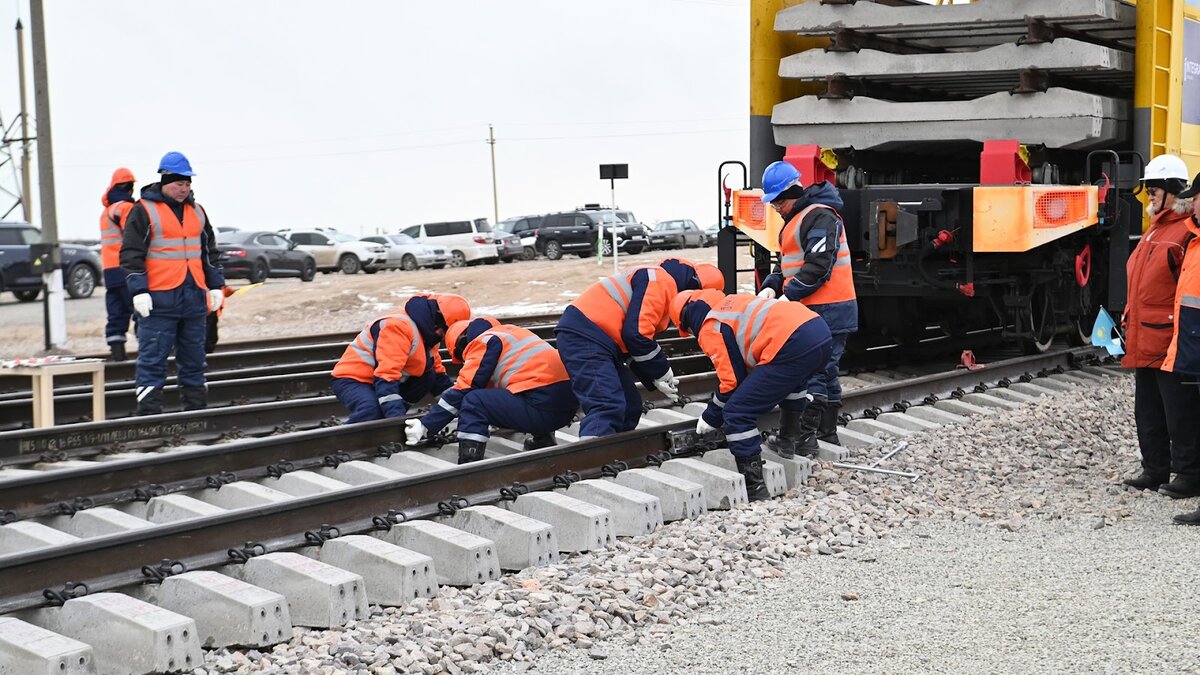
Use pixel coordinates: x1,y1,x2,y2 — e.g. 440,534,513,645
135,313,206,394
555,330,642,438
456,380,578,443
332,375,436,424
103,270,135,345
805,331,847,404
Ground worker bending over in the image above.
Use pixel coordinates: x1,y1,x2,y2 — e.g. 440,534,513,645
555,259,724,438
757,161,858,455
331,293,470,423
672,290,832,500
406,318,579,464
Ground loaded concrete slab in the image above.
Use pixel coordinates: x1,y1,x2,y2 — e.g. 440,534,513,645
137,571,291,649
700,449,788,497
261,471,351,497
504,491,615,553
312,535,438,605
659,458,748,510
377,520,501,587
564,479,664,536
0,616,93,675
611,469,706,521
444,505,558,570
0,521,80,556
225,552,367,629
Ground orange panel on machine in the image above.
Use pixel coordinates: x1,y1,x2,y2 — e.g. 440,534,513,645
972,185,1099,253
731,189,785,252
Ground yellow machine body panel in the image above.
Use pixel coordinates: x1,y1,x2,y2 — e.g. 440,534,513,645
973,185,1099,254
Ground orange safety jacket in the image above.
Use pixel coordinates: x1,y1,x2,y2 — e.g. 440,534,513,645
456,324,569,394
779,203,856,307
99,202,134,270
142,200,209,291
569,265,676,354
697,293,820,395
1163,215,1200,376
332,311,430,385
1123,206,1194,369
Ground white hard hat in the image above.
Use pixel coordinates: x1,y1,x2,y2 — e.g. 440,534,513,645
1143,154,1190,182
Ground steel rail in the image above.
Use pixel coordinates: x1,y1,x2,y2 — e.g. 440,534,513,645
0,345,1102,613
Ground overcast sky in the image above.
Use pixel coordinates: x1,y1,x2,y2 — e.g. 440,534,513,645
0,0,749,240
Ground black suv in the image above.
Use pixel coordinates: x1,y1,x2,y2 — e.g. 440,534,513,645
535,207,648,260
0,222,103,301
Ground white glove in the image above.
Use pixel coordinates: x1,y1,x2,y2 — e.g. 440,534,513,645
207,289,225,312
653,369,680,402
404,419,428,446
757,287,777,299
132,293,153,318
696,417,718,435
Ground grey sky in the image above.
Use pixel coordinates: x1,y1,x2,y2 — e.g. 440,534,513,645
0,0,749,240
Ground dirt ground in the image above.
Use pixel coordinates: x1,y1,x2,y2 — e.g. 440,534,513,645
0,247,754,358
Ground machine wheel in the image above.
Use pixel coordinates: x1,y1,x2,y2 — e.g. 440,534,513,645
13,288,39,302
450,251,467,267
339,254,362,275
66,264,98,299
1022,285,1056,354
401,255,419,271
300,260,316,282
544,241,563,261
249,260,269,284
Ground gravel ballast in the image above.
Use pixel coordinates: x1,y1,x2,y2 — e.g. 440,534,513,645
197,372,1197,674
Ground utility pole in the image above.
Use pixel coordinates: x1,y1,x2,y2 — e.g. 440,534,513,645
15,19,31,223
488,124,499,224
30,0,66,348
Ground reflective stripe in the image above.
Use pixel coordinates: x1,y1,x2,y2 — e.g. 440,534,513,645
1183,295,1200,310
630,345,661,362
711,395,725,408
457,432,490,443
781,204,841,274
597,267,657,311
725,428,761,442
350,314,420,369
785,391,809,400
710,297,772,367
136,386,156,401
146,249,202,260
487,332,550,389
378,394,402,404
438,398,459,414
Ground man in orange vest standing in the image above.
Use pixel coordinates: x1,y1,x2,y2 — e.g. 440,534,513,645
670,289,832,500
99,167,137,361
120,152,225,415
757,161,858,457
406,317,579,463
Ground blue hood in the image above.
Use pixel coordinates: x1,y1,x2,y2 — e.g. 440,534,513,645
403,296,443,346
658,258,700,292
681,299,713,337
795,180,843,213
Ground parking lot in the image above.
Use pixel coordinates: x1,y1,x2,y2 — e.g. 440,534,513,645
0,247,744,359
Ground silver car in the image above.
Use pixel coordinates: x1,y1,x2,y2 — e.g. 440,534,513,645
362,234,452,271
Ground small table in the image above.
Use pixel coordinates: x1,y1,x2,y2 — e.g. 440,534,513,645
0,359,106,428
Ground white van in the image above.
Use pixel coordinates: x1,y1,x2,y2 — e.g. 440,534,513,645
401,219,499,267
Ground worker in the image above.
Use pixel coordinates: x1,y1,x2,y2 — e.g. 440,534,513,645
1162,171,1200,525
757,160,858,456
99,167,137,361
406,318,579,464
554,258,725,438
120,152,225,415
671,289,832,500
331,293,470,423
1120,155,1200,499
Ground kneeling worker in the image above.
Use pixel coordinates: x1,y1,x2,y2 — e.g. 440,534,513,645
671,289,832,500
331,293,470,423
406,318,579,464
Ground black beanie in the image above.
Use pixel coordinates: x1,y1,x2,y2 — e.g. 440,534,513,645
160,173,191,186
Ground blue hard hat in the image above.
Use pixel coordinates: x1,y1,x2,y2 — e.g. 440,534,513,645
157,151,196,177
761,161,801,204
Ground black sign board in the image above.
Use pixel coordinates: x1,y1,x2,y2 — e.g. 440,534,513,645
599,164,628,180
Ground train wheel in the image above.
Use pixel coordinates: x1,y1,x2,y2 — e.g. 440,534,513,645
1022,285,1056,354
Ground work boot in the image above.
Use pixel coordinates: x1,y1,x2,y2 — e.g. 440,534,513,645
1123,472,1168,491
1159,475,1200,499
734,454,771,502
136,387,163,416
818,402,842,445
180,386,208,412
769,409,803,459
108,342,127,362
1173,507,1200,525
523,433,556,451
457,439,488,465
795,402,823,457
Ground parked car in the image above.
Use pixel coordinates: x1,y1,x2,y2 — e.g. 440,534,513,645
0,222,102,301
703,223,721,247
532,212,598,260
360,234,451,271
494,230,522,263
400,219,499,267
648,219,706,250
277,227,387,275
216,230,317,282
581,207,649,256
496,215,542,260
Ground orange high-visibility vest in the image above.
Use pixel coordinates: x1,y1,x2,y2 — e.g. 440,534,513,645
457,324,568,394
332,312,430,384
142,200,209,291
779,204,856,306
1163,217,1200,375
699,293,820,394
99,202,134,270
570,265,675,352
